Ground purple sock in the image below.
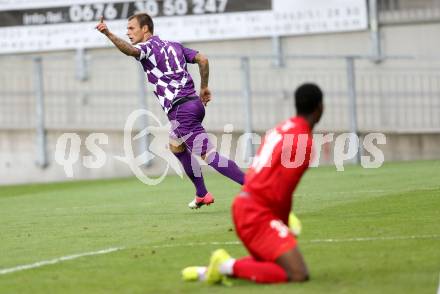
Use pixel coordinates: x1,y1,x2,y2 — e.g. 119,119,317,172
206,152,244,185
174,150,208,197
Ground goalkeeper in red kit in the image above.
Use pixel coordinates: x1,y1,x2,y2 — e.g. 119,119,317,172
182,83,324,284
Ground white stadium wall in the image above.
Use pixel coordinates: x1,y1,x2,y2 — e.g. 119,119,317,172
1,2,440,184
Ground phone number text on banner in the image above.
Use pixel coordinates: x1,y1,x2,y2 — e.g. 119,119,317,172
0,0,367,54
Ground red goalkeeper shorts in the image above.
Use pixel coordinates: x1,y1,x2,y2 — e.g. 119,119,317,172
232,192,297,262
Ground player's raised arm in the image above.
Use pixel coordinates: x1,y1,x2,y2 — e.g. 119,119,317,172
95,16,140,58
194,53,211,106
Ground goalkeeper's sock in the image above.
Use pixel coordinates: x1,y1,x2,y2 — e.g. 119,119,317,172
231,256,288,283
197,267,207,281
219,257,236,275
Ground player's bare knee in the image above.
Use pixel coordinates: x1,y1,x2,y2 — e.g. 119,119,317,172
277,248,309,283
288,270,310,283
169,143,185,154
283,265,309,283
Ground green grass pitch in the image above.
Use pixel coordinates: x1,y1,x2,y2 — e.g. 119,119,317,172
0,160,439,293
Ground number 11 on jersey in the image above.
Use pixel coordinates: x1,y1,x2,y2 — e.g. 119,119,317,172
160,45,184,74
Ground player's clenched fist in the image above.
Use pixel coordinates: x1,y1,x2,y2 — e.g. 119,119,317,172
200,87,212,106
95,16,109,35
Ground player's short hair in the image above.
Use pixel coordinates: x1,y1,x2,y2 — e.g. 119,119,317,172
294,83,323,115
128,13,154,34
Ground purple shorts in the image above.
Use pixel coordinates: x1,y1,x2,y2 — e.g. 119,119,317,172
167,98,213,155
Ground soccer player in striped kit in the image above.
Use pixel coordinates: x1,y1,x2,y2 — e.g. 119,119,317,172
96,13,244,209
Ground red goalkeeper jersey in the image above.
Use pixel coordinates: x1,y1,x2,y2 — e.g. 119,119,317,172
243,116,313,224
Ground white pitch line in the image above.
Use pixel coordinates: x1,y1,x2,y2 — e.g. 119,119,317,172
150,234,440,249
0,247,123,276
308,234,440,243
2,234,438,275
437,273,440,294
151,241,241,249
